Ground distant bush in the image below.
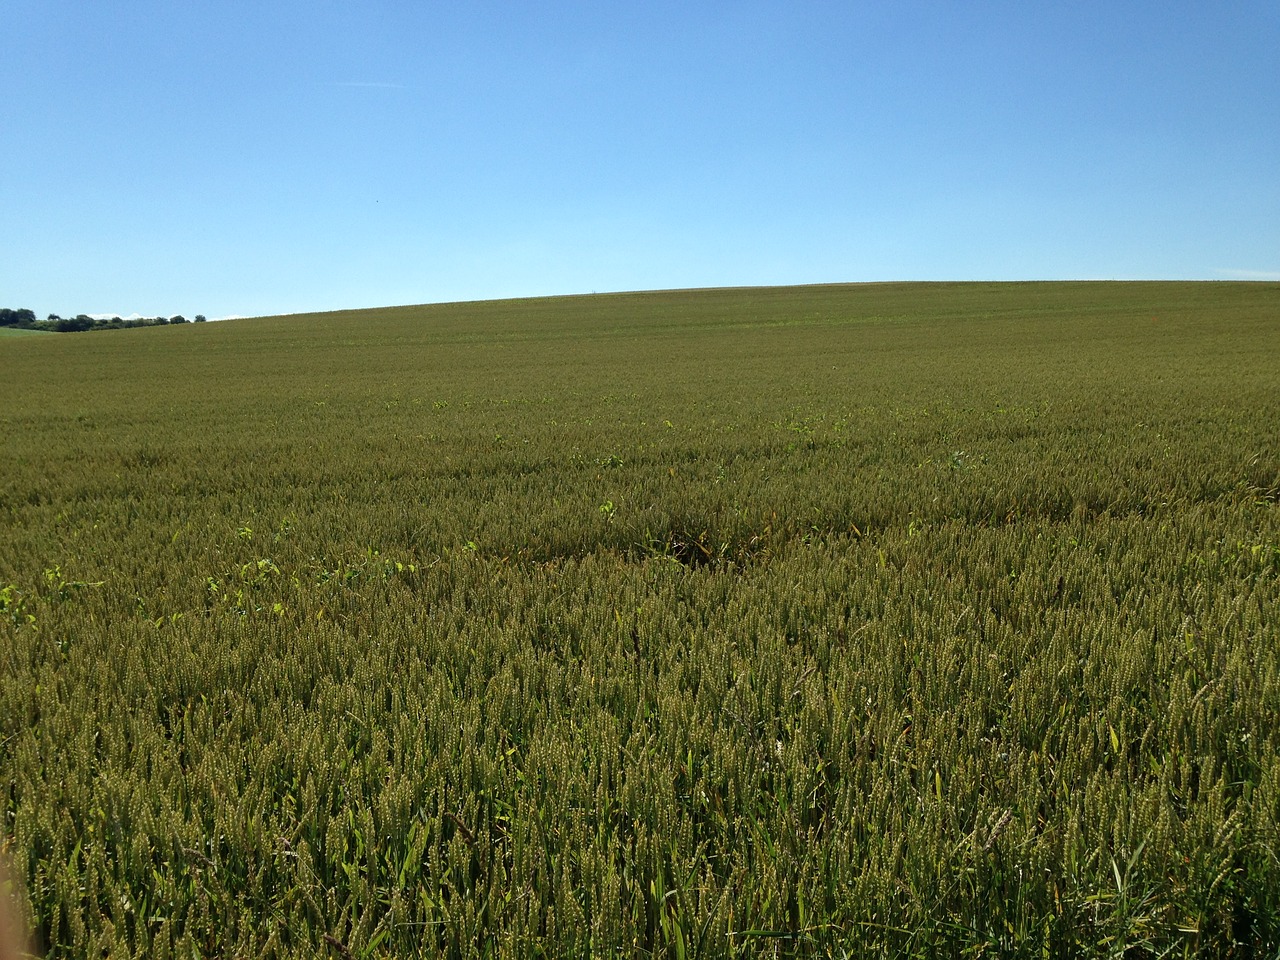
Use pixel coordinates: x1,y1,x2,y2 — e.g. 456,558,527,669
53,314,95,333
1,309,209,333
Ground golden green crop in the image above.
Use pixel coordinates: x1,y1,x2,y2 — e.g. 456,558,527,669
1,282,1278,957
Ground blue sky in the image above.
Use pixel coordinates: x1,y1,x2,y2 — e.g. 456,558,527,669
3,1,1277,319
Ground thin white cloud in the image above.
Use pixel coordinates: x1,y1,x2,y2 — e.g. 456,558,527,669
1213,268,1280,281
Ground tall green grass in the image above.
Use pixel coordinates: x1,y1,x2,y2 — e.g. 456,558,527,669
0,328,51,338
1,282,1278,957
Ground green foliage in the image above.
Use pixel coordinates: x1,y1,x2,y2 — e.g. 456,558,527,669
0,308,37,328
0,309,208,334
0,282,1278,957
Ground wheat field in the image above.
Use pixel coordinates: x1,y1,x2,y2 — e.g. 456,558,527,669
1,282,1277,957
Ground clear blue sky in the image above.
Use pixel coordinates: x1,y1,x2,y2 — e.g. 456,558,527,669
4,1,1278,319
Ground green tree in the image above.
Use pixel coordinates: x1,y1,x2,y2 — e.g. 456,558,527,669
53,315,95,332
0,308,36,327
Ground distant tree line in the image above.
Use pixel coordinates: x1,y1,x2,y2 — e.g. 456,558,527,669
0,308,207,333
